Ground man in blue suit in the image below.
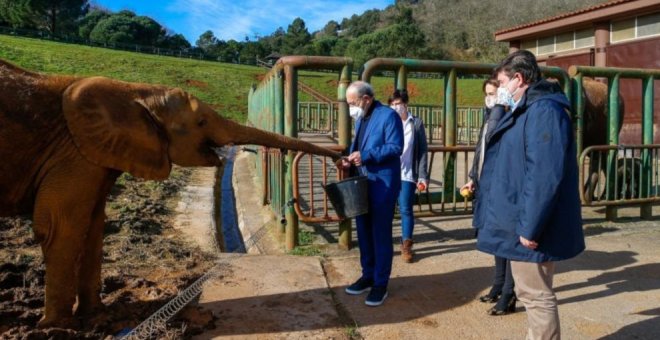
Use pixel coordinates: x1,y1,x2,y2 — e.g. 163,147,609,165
473,50,585,339
338,81,403,306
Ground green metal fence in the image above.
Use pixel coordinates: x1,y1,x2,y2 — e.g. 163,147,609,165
250,57,660,249
248,56,353,250
361,57,570,205
297,100,484,145
569,65,660,220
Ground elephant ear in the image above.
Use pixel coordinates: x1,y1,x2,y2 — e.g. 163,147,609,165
62,77,171,180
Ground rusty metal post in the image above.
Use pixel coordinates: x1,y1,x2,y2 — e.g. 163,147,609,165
284,65,299,250
641,76,654,219
337,64,352,249
573,74,584,161
397,65,407,90
605,74,620,221
443,68,457,201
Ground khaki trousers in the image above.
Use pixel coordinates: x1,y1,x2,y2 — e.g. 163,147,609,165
510,261,560,340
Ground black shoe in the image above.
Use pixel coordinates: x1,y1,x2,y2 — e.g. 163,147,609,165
365,286,388,307
487,294,517,316
479,286,502,303
345,277,373,295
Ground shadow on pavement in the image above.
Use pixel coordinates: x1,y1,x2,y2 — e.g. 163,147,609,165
198,267,491,337
598,307,660,339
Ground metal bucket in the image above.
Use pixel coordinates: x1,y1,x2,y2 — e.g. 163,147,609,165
323,175,369,219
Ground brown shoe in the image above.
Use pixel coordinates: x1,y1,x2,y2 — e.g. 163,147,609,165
401,239,414,263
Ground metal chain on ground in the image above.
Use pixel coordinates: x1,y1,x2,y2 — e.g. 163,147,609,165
121,264,223,340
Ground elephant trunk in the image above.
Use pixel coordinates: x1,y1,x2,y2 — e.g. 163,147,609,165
215,118,342,160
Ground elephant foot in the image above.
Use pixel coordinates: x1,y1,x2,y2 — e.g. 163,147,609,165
37,314,80,329
74,298,105,317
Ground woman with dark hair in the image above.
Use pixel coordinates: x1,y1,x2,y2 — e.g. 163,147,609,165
461,77,517,315
388,89,428,263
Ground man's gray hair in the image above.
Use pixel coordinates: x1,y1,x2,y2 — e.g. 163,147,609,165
347,81,374,98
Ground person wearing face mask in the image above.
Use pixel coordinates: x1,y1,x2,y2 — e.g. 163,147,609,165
387,89,428,263
473,50,584,340
337,81,403,307
462,77,517,316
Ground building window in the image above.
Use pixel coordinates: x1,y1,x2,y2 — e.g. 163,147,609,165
611,12,660,43
575,28,594,48
555,31,574,51
521,39,537,54
637,12,660,37
538,36,555,55
612,18,636,42
521,28,594,56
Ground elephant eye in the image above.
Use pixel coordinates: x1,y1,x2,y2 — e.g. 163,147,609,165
197,119,207,127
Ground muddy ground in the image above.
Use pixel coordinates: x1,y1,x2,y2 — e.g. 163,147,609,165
0,166,219,339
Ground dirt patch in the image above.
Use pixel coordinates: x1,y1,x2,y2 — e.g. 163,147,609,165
0,166,218,338
184,79,209,89
383,83,419,99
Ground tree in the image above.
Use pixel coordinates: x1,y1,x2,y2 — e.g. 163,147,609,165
320,20,340,37
195,30,218,51
282,17,311,54
78,9,109,40
89,11,135,45
158,33,191,50
0,0,89,36
132,15,163,45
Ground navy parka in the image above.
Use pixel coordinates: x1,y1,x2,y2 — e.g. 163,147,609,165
473,80,585,263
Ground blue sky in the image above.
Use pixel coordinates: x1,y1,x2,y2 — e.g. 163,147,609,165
93,0,394,44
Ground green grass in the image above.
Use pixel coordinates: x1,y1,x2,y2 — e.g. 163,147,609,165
0,34,263,121
0,34,485,122
299,72,486,106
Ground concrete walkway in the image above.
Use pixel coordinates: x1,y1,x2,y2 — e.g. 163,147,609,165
195,150,660,339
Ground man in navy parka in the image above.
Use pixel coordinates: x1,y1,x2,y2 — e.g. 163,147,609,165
473,50,585,340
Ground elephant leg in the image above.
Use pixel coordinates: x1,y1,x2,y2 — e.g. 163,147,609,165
76,172,119,317
33,162,110,328
584,153,601,203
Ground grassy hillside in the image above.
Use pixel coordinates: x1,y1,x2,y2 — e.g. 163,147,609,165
0,35,485,122
0,35,264,121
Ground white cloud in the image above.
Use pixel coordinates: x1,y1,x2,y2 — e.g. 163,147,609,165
168,0,392,41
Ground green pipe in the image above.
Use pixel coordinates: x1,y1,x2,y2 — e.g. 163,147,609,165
337,64,352,249
444,69,457,200
573,75,585,159
397,65,407,90
605,74,620,202
337,64,352,149
569,65,660,79
641,76,654,198
284,65,299,250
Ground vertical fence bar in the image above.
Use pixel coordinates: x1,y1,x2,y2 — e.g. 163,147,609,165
443,68,457,200
284,65,299,250
605,74,620,221
573,74,585,160
337,64,352,249
641,76,654,218
397,65,407,90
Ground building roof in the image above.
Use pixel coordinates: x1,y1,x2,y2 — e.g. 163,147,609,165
495,0,660,41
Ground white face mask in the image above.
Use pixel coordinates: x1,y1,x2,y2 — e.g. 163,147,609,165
349,106,364,120
484,95,496,109
500,77,521,107
390,104,406,116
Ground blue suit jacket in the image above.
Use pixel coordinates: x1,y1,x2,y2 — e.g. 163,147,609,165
350,101,404,205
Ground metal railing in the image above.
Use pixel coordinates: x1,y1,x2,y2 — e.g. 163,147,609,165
248,56,353,250
569,65,660,219
579,144,660,206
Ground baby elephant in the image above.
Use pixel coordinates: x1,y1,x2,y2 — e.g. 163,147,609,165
0,59,339,328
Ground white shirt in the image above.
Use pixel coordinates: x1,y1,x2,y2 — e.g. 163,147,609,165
400,114,415,183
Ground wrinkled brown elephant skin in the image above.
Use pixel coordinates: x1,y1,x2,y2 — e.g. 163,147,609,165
0,59,340,328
